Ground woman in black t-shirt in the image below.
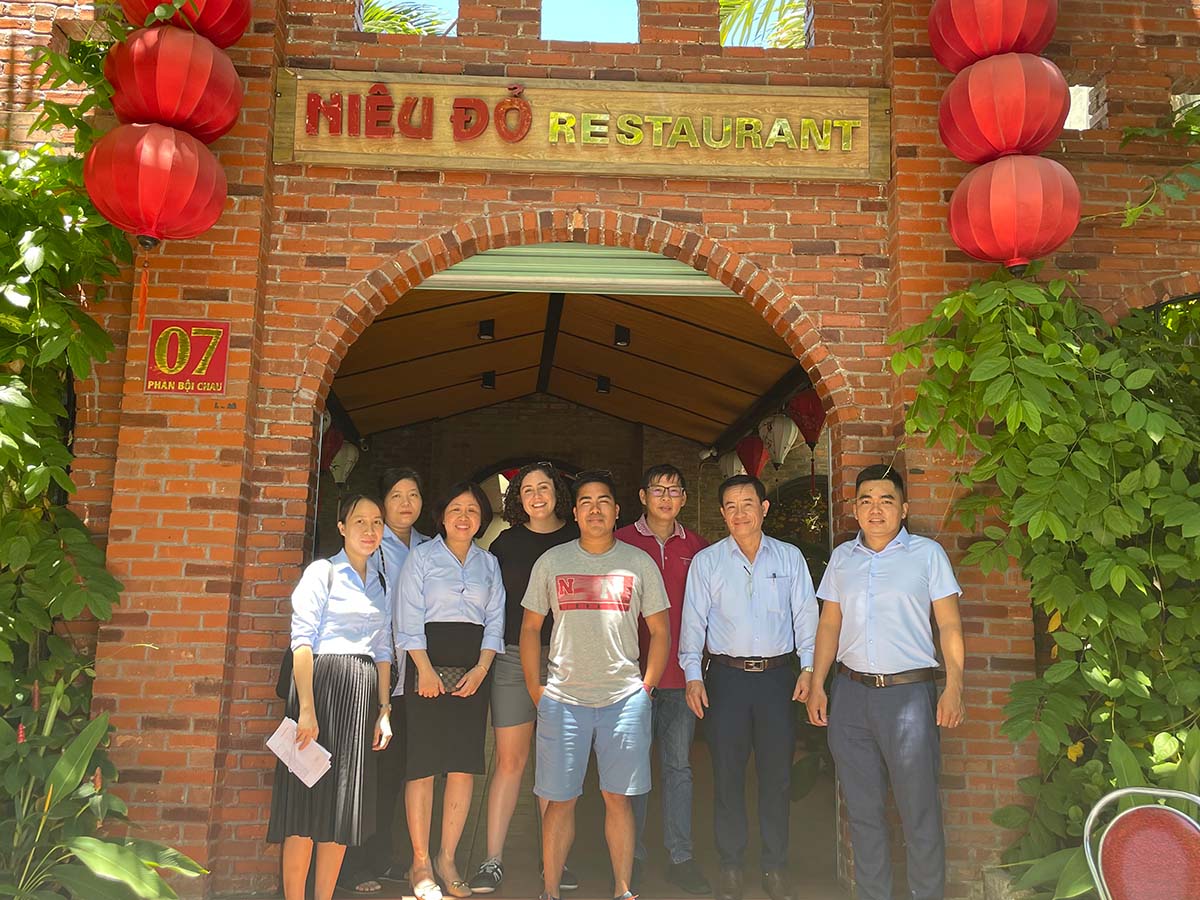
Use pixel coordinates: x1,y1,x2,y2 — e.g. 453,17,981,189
467,462,580,895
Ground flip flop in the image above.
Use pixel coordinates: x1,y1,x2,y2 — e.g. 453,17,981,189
350,880,382,894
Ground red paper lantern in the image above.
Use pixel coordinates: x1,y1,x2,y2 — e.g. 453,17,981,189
736,435,769,479
786,389,825,449
84,123,228,243
119,0,251,49
106,27,243,144
938,53,1069,163
948,155,1080,271
928,0,1058,73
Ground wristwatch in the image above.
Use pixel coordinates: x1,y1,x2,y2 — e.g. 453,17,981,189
644,683,659,698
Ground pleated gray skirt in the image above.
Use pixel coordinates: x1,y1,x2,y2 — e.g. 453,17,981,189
268,653,378,846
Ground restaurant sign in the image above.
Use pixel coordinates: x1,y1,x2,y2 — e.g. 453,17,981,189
144,319,231,394
274,72,890,182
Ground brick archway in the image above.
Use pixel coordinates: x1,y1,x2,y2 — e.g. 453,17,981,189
297,207,853,423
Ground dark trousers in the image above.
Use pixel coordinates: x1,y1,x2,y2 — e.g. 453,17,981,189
827,673,944,900
342,699,407,882
705,663,794,872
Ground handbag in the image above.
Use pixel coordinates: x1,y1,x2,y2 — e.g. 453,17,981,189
433,665,469,693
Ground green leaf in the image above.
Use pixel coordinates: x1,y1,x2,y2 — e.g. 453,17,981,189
1015,847,1078,890
1108,734,1147,790
1052,632,1083,652
1044,660,1079,684
970,358,1010,382
1125,368,1154,390
46,713,109,812
1051,847,1095,899
46,862,144,900
993,804,1032,830
121,839,206,877
22,243,45,272
67,836,177,899
1152,732,1181,763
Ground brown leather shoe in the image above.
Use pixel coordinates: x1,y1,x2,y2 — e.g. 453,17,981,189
716,867,742,900
761,870,794,900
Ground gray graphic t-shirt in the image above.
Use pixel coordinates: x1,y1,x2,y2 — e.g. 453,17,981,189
522,539,669,708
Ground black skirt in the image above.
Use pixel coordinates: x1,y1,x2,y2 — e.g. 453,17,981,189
268,653,378,846
404,621,491,779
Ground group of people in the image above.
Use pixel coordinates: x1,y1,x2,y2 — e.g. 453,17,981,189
268,459,965,900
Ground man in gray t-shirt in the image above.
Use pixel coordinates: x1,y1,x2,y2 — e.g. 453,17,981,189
521,471,670,900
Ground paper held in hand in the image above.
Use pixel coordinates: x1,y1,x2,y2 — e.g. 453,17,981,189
267,717,332,788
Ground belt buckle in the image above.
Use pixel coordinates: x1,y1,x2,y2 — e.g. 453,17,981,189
744,658,766,673
873,673,887,688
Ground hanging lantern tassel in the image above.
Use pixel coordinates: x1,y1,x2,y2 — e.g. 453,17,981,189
137,253,150,329
135,236,159,329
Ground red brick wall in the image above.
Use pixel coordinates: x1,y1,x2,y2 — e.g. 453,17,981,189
3,0,1198,897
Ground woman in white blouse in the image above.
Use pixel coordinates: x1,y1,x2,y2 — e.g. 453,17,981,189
397,481,505,900
268,494,394,900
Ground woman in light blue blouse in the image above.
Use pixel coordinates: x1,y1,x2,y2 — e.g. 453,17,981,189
397,481,505,900
268,494,394,900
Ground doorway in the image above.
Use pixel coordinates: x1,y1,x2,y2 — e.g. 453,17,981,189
309,243,840,899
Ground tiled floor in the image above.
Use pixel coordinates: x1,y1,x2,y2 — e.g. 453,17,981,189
240,728,846,900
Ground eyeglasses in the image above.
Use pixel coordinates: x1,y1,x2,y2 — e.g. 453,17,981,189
646,486,684,498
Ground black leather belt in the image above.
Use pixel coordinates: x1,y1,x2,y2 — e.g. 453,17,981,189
710,653,792,672
840,664,938,688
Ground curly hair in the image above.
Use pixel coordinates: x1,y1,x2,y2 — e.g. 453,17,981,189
502,462,573,526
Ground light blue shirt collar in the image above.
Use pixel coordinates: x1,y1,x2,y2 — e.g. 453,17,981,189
851,526,911,555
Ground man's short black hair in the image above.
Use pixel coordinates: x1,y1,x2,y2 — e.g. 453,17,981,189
855,464,905,499
641,464,687,492
432,481,492,540
572,469,617,503
379,467,422,499
717,474,767,505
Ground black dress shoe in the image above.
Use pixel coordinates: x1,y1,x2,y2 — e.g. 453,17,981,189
667,858,711,895
716,867,743,900
761,870,795,900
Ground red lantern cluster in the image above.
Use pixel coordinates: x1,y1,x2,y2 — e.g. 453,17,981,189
84,1,250,326
929,0,1080,271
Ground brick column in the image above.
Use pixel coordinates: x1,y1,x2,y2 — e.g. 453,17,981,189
89,1,288,893
881,4,1038,897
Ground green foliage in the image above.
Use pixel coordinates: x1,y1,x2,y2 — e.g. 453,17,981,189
0,19,204,899
0,697,206,898
892,267,1200,898
1112,96,1200,227
358,0,446,35
719,0,811,49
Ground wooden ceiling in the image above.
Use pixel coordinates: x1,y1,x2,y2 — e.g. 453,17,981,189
334,289,800,444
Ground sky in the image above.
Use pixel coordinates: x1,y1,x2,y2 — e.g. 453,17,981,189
419,0,644,43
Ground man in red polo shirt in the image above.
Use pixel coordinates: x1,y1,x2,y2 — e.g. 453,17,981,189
616,464,711,895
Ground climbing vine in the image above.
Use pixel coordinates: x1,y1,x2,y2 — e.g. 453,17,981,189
891,269,1200,898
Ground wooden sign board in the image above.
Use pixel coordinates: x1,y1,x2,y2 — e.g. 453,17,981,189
144,319,231,394
275,71,890,182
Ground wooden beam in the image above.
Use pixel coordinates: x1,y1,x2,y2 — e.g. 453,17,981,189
537,292,565,394
711,364,812,454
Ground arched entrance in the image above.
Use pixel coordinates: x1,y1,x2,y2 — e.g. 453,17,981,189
273,213,849,900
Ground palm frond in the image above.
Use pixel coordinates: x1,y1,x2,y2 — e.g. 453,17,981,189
357,0,445,35
719,0,810,49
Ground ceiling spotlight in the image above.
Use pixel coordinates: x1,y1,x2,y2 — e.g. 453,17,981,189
614,325,631,348
596,375,611,394
481,371,496,390
478,318,495,341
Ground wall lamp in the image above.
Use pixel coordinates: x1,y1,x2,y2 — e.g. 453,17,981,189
596,375,611,394
481,371,496,390
614,325,631,347
478,318,495,341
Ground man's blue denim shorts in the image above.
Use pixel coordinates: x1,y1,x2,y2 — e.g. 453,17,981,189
534,688,652,800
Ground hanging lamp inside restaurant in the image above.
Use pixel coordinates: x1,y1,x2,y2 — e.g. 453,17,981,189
928,0,1059,73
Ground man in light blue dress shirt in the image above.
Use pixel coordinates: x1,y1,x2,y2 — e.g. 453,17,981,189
679,474,818,900
806,464,965,900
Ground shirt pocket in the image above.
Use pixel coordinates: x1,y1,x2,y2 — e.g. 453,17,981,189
765,575,792,613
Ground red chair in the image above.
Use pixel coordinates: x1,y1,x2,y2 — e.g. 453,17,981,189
1083,787,1200,900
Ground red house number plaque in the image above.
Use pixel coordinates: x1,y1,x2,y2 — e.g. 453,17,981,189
144,319,231,394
